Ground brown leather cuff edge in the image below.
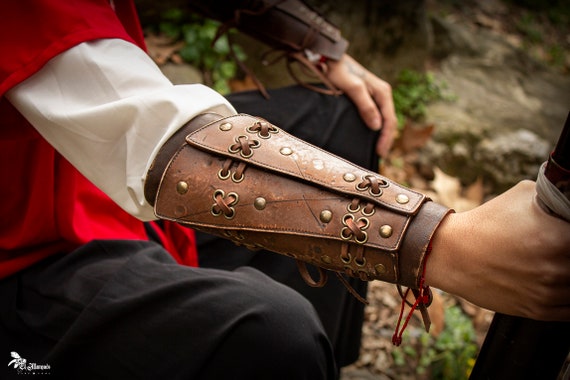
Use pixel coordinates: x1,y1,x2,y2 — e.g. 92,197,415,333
398,201,454,289
144,113,223,206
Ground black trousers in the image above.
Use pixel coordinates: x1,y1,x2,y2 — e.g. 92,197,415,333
198,85,380,367
0,241,335,380
0,85,379,380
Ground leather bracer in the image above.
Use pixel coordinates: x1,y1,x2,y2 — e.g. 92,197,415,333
145,114,452,290
189,0,348,61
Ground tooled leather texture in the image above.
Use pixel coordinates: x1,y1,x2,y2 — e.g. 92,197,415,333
153,114,451,288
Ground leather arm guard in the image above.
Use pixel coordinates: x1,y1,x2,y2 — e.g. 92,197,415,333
188,0,348,60
145,114,452,291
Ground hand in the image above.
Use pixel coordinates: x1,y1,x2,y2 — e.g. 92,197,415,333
325,54,397,157
427,180,570,321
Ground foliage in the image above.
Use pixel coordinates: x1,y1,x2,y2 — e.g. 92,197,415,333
392,305,478,379
516,13,544,43
392,69,453,130
154,8,246,94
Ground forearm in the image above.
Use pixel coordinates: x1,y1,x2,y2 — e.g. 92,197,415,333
6,39,236,220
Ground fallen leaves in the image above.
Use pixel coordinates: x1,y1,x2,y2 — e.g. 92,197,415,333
382,121,486,212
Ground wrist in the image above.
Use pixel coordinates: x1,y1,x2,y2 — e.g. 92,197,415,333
424,212,468,294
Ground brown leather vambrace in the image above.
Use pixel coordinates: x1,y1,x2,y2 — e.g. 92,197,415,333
144,114,452,290
188,0,348,60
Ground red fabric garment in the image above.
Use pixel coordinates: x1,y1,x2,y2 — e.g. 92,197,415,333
0,0,198,278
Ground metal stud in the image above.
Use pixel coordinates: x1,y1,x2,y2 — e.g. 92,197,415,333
319,210,333,223
374,264,386,275
396,193,409,204
321,255,332,264
343,173,356,182
254,197,267,210
379,224,393,238
176,181,189,194
280,147,293,156
219,122,233,131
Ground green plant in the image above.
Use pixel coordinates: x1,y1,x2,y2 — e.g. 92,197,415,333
155,8,246,94
392,304,478,379
392,69,453,129
516,13,544,44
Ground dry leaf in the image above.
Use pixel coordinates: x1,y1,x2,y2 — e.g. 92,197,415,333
430,167,481,211
145,32,185,66
229,75,258,93
396,122,435,154
464,176,484,204
430,167,462,207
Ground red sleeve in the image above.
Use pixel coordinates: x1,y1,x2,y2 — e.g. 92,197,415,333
0,0,144,96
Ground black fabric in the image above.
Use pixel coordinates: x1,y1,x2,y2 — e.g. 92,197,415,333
196,85,380,367
0,240,335,379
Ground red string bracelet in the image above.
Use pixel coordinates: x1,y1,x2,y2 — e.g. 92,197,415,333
392,242,433,346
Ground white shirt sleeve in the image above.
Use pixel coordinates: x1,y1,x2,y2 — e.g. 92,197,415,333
6,38,237,221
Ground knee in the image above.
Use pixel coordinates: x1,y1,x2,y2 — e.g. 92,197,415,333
230,271,337,378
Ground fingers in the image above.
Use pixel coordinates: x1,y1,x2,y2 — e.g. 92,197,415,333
364,76,397,156
333,63,382,131
327,55,398,157
373,88,398,157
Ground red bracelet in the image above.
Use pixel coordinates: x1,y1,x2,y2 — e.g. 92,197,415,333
392,242,433,346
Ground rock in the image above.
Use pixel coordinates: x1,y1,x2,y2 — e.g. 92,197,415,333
422,15,569,192
475,129,550,191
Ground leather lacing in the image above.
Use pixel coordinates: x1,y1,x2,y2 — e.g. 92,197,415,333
219,159,248,182
211,190,239,219
348,198,375,216
246,120,279,138
229,135,260,158
211,0,342,98
356,175,388,196
296,260,369,304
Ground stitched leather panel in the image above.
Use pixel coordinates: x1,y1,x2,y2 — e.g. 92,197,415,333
185,114,425,214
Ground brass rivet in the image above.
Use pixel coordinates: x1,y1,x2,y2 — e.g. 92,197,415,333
321,255,332,264
280,147,293,156
374,264,386,274
219,122,232,131
379,224,393,238
343,173,356,182
176,181,189,194
254,197,267,210
319,210,333,223
396,193,409,204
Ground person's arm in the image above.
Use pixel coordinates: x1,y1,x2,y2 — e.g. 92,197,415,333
6,38,236,220
143,110,570,323
427,180,570,321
